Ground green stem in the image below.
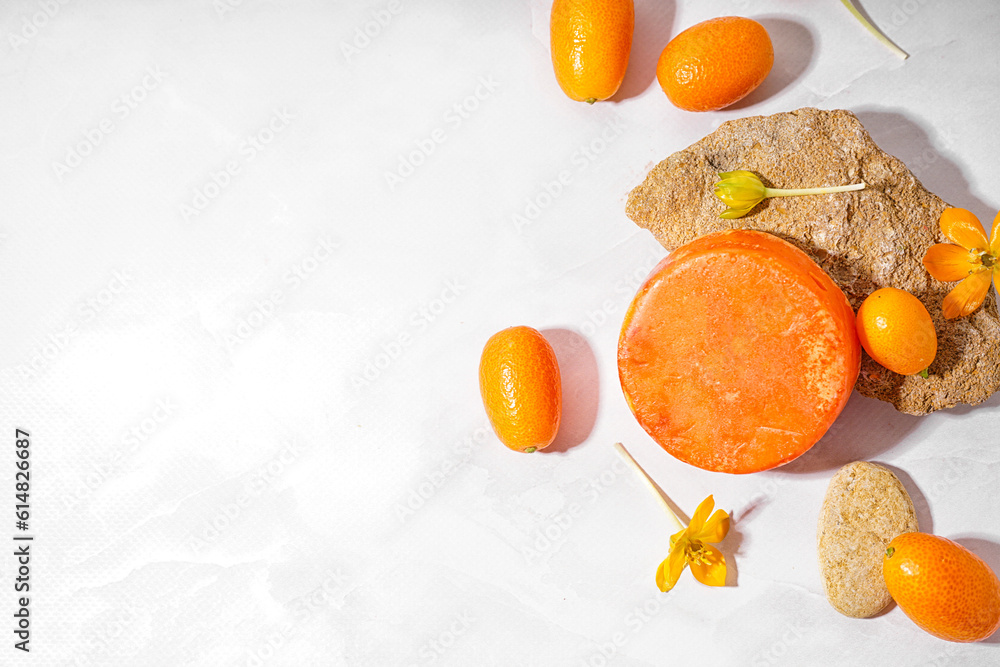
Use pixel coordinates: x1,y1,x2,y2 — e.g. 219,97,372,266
614,443,685,531
763,182,866,198
841,0,908,59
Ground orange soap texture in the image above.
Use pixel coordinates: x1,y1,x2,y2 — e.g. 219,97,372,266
883,532,1000,643
618,230,860,474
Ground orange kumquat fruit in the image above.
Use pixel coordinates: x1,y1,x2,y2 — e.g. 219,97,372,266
479,326,561,452
856,287,937,376
656,16,773,112
884,532,1000,643
550,0,634,103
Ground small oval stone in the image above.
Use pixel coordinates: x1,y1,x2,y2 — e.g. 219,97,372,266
817,461,919,618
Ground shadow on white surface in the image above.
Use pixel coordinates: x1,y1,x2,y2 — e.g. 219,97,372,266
613,0,676,102
856,107,994,217
542,328,599,453
729,16,816,111
782,392,924,474
879,462,934,535
721,521,743,587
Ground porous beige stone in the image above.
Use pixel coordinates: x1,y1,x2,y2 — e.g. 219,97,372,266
817,461,918,618
626,107,1000,415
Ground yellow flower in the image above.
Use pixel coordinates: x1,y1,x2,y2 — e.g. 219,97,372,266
923,208,1000,319
614,443,730,593
713,170,767,219
714,170,866,219
656,494,730,592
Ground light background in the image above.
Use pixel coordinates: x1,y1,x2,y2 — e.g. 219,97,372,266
2,0,999,665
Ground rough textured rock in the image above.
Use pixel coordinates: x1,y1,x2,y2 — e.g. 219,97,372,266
626,107,1000,415
817,461,918,618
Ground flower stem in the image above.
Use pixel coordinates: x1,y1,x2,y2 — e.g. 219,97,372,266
614,443,685,531
763,182,866,198
841,0,908,59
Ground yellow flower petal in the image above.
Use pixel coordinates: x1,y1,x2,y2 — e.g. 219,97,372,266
669,527,687,549
687,495,715,534
942,270,992,319
719,170,761,181
940,208,989,251
720,205,757,219
689,544,727,587
716,189,763,205
991,209,1000,254
716,170,765,201
715,171,767,219
695,509,731,544
923,243,982,282
656,541,688,592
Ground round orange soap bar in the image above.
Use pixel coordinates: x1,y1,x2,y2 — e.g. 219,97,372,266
618,230,860,474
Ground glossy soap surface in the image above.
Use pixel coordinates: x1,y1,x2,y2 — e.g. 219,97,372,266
618,230,861,473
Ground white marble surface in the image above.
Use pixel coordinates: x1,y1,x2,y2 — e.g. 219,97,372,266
3,0,1000,665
